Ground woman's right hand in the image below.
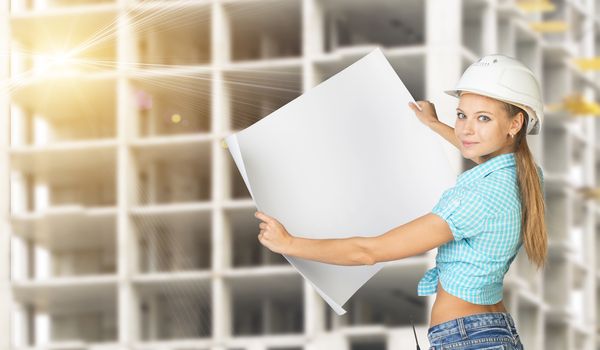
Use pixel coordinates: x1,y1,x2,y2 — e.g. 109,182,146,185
408,100,440,127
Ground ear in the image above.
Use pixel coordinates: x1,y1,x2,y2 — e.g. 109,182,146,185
510,112,525,135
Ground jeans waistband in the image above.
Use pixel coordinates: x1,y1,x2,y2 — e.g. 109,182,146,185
427,312,517,343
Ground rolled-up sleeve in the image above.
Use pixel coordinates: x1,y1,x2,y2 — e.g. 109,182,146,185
431,187,492,241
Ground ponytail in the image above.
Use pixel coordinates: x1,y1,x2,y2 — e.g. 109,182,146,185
504,103,548,270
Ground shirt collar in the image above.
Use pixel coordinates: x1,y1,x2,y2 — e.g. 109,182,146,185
457,153,516,185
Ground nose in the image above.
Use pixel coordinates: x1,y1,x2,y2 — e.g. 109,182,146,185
462,119,475,135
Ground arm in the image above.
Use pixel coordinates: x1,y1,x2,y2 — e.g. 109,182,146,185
409,101,483,164
409,101,460,150
430,120,484,164
256,211,454,266
365,213,454,263
428,120,461,150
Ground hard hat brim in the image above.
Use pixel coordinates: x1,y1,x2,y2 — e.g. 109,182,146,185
444,89,540,135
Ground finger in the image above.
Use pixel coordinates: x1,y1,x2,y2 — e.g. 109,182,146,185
255,211,272,223
255,211,265,221
409,102,422,113
259,223,267,229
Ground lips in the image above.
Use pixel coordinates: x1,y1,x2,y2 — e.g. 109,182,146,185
462,141,478,147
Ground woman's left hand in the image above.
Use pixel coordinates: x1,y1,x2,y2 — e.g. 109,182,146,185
255,211,293,254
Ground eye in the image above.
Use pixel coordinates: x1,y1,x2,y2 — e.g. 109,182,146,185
478,115,491,121
456,112,466,119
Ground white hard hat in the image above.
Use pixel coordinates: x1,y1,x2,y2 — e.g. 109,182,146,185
445,54,543,135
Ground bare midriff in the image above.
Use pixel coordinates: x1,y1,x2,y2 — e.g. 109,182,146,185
430,280,507,328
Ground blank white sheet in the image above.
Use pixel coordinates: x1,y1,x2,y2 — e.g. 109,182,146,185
225,48,455,315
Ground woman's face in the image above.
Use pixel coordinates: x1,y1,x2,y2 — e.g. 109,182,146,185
454,92,523,162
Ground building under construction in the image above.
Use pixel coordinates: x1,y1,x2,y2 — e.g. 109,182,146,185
0,0,598,349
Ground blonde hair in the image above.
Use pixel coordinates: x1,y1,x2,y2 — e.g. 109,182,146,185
503,103,547,270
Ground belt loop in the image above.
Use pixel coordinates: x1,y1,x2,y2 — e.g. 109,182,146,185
502,313,517,343
457,317,468,339
502,313,513,328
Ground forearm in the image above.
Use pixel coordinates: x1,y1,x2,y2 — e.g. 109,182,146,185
428,120,460,150
428,120,483,164
284,236,374,266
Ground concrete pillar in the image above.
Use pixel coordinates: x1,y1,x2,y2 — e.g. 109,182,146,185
117,1,138,348
212,3,232,349
481,0,498,56
33,112,49,146
423,0,465,328
34,311,49,346
10,171,26,214
302,2,326,348
10,104,25,146
34,178,48,212
34,245,50,280
0,1,11,346
425,0,464,176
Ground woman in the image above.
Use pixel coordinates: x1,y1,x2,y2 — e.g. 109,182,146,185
255,54,547,350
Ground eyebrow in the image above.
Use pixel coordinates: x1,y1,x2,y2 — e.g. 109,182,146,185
456,108,494,115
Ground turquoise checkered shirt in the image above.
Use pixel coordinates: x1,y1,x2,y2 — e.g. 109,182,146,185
417,152,543,304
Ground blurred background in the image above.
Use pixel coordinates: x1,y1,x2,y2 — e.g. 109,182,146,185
0,0,598,349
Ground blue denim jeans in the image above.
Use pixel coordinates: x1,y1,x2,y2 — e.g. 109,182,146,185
427,312,524,350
